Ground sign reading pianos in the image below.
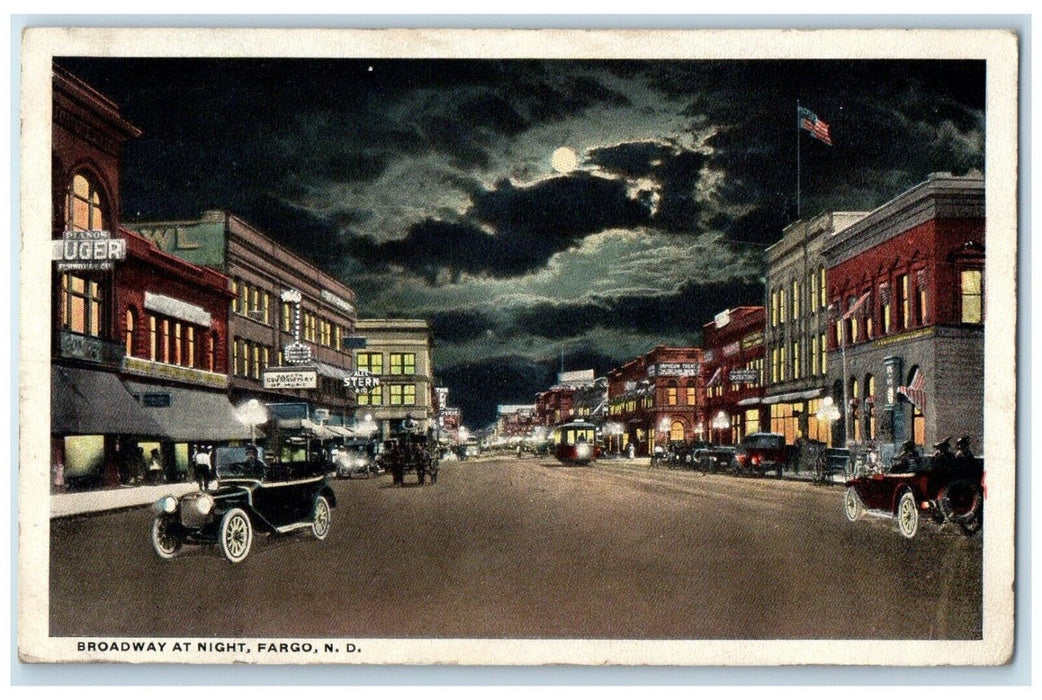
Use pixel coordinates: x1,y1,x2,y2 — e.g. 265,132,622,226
52,230,126,271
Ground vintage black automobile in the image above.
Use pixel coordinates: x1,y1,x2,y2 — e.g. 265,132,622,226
150,446,337,563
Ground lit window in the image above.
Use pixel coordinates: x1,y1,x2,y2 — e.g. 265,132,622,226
897,274,910,330
389,384,417,406
124,310,135,357
357,352,383,375
186,327,195,368
60,273,104,337
66,173,106,233
390,353,416,375
960,269,983,324
667,382,678,405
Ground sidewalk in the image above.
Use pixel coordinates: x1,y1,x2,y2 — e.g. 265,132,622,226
51,481,199,519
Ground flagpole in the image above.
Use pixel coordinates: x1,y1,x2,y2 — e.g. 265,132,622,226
796,100,801,219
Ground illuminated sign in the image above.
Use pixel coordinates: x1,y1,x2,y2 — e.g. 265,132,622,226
344,369,381,391
283,341,313,365
52,230,125,271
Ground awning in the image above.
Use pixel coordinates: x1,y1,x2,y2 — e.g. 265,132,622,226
123,381,254,442
277,417,338,440
763,388,823,405
315,362,351,381
737,397,762,406
327,425,358,439
52,366,166,437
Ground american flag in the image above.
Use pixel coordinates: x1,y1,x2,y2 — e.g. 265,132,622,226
898,368,926,410
798,106,833,146
842,290,872,320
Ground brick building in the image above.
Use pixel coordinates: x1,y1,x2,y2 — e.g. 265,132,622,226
823,172,985,456
701,307,766,445
606,346,704,456
763,212,867,446
132,211,360,443
50,66,247,491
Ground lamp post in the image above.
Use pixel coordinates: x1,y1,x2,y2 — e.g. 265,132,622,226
236,399,268,446
711,411,731,445
816,397,841,448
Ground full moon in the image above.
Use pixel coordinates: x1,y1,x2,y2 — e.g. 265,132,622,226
551,146,578,173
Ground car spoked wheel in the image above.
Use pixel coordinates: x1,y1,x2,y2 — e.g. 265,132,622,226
219,508,253,563
151,516,183,559
311,496,331,540
896,491,919,539
843,487,864,522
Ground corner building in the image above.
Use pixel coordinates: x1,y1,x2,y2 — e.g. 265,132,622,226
701,307,766,445
606,346,704,456
823,172,985,456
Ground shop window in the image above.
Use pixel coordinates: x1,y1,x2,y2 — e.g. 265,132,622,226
390,353,416,375
669,421,685,442
744,409,760,436
960,269,984,324
912,403,925,447
60,273,104,337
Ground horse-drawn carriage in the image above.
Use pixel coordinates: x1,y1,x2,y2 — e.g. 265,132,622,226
378,431,440,486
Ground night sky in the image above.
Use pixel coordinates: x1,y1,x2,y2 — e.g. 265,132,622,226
56,58,986,428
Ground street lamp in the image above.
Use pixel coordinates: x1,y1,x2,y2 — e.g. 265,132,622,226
711,411,731,445
816,397,841,447
236,399,268,446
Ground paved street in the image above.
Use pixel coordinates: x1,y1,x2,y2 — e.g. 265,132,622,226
50,455,981,640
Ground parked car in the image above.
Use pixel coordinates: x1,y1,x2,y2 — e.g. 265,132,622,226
844,448,983,539
694,445,735,473
150,446,337,563
730,432,788,477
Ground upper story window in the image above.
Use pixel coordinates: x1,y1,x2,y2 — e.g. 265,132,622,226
960,269,984,324
666,380,678,405
792,280,800,320
357,352,383,375
390,352,416,375
66,173,107,233
60,273,104,337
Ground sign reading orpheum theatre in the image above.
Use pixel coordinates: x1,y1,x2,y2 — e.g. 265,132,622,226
51,230,126,271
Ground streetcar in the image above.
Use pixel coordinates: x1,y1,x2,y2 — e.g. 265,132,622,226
551,420,601,465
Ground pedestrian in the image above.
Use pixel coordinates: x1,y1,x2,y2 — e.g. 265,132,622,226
147,448,163,484
627,442,635,460
193,445,212,490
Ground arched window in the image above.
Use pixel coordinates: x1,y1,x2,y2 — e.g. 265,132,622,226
66,172,107,233
669,420,685,442
849,377,861,442
124,309,136,357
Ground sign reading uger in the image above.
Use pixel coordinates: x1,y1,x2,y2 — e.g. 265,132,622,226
344,369,380,392
52,230,126,271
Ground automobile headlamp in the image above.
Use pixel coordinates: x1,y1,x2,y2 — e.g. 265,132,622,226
194,494,215,516
153,496,178,515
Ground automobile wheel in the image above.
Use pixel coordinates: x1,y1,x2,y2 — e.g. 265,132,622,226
843,487,864,522
896,491,920,539
958,497,984,536
151,515,182,559
219,508,253,563
311,496,331,540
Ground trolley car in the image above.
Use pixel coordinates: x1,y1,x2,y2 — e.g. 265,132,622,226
551,420,601,465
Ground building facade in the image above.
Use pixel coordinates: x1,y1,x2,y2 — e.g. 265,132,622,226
763,212,866,446
701,307,766,445
132,211,360,435
352,319,436,439
606,346,704,456
51,66,248,491
823,172,985,457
